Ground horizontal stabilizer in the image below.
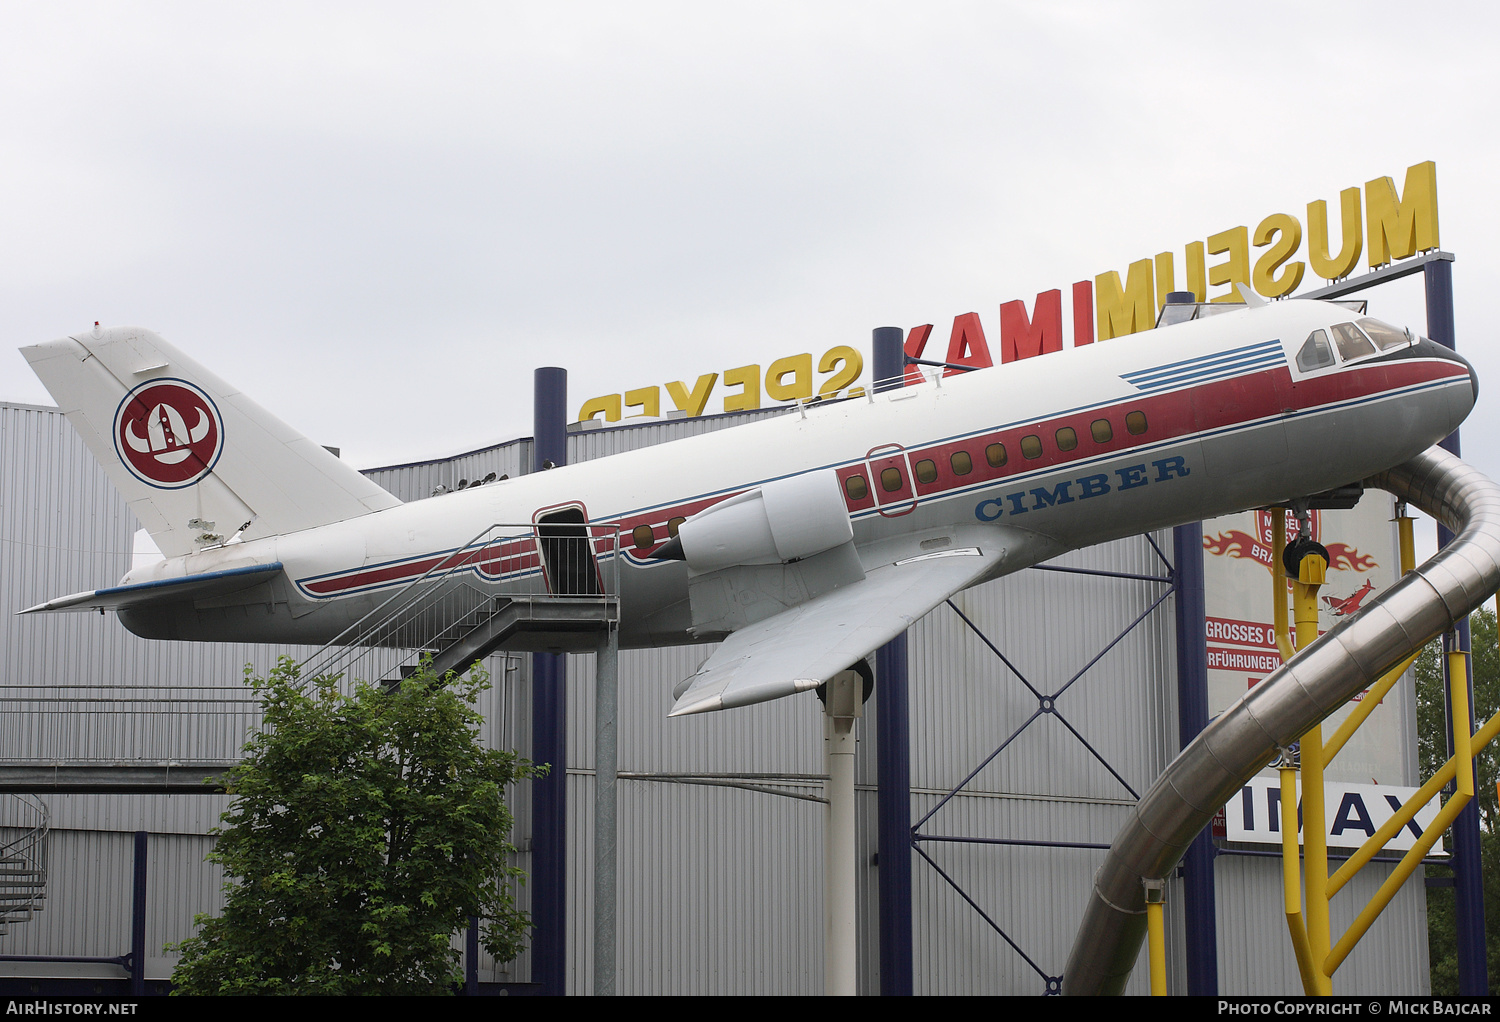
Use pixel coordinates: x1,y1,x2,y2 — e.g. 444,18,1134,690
669,542,1008,716
19,563,283,615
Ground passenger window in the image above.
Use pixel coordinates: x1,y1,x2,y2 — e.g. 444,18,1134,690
880,467,904,492
1331,322,1376,361
985,443,1006,468
632,524,654,550
1297,330,1336,371
915,459,937,484
951,451,973,475
844,475,869,501
1125,411,1148,435
1055,427,1077,452
1358,317,1410,351
668,516,686,537
1091,419,1113,443
1020,435,1043,460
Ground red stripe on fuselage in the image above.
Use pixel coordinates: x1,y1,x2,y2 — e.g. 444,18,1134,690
839,358,1464,514
300,357,1465,597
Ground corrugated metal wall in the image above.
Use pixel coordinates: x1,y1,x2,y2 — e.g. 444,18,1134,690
899,535,1179,995
1,402,299,764
0,401,533,985
0,400,1432,994
368,439,532,503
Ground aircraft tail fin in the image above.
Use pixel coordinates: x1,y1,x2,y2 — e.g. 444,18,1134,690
21,326,402,558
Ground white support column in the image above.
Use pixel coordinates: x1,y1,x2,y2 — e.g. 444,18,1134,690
823,669,862,996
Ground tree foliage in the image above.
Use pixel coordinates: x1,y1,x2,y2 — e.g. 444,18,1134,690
1415,608,1499,994
171,657,539,995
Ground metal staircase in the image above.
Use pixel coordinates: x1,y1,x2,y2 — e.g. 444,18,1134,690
300,519,621,687
0,795,48,934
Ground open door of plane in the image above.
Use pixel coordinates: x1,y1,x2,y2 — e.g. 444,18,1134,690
533,504,603,596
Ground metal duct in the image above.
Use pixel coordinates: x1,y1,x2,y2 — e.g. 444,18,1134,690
1063,446,1500,995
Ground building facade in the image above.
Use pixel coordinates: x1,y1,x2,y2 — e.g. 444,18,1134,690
0,399,1429,995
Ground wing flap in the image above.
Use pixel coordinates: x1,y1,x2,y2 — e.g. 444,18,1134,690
669,544,1004,716
19,563,284,614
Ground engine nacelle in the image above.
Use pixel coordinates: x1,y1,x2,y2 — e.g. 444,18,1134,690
676,468,853,574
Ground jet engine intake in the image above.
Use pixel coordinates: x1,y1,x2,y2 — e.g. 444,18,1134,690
675,468,853,574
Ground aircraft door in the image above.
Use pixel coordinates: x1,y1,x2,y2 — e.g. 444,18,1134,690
864,444,918,517
533,504,603,596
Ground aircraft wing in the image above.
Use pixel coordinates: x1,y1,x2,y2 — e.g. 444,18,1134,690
19,563,283,614
668,541,1009,716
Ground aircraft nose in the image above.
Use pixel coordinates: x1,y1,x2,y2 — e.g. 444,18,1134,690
1412,336,1478,418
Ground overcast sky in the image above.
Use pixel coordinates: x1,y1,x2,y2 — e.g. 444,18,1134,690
3,1,1498,494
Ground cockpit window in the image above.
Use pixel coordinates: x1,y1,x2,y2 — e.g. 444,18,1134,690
1358,317,1411,351
1296,330,1335,372
1331,322,1376,362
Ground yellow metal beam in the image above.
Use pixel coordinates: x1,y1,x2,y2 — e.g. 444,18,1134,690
1449,649,1474,799
1294,551,1331,995
1147,903,1167,996
1280,764,1319,995
1143,877,1167,995
1322,635,1487,977
1264,506,1489,989
1398,513,1416,575
1324,785,1472,977
1327,708,1499,896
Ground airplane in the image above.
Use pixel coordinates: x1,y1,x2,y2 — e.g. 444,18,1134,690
18,293,1477,717
1323,578,1377,616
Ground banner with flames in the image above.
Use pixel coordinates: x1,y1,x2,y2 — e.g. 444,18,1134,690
1200,501,1406,786
1203,509,1379,576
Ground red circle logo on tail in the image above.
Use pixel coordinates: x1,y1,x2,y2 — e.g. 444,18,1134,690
113,380,224,488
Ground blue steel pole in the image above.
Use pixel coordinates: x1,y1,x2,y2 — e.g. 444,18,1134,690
875,634,912,995
130,831,146,996
872,327,914,995
872,325,904,393
1425,260,1488,996
1172,523,1218,995
532,367,569,996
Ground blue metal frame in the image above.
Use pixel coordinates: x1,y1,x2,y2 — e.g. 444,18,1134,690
873,257,1472,997
0,830,514,996
531,367,569,996
876,634,913,996
130,831,147,996
907,536,1177,994
1174,522,1219,995
911,842,1062,994
1425,258,1488,995
873,328,916,996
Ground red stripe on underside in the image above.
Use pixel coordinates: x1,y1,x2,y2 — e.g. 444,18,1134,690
303,539,543,596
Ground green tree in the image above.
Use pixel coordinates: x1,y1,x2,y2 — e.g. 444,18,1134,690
1416,608,1499,994
171,657,539,995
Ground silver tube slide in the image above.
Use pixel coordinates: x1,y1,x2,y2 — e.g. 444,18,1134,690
1063,447,1500,995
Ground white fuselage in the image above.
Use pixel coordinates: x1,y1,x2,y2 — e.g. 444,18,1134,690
114,299,1475,651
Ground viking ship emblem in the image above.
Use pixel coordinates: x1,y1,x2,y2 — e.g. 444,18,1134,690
113,380,223,488
124,402,212,464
